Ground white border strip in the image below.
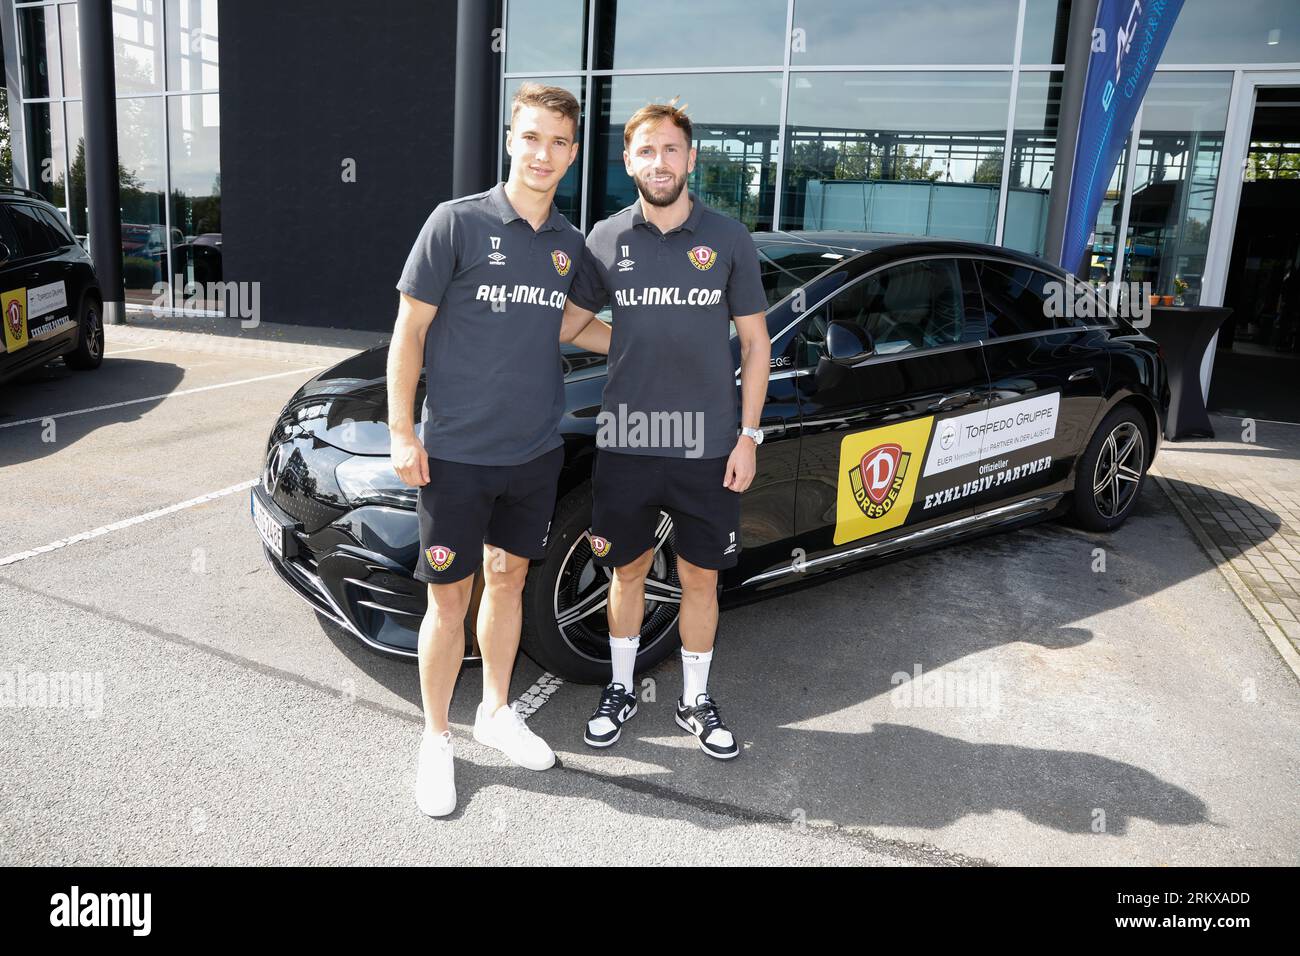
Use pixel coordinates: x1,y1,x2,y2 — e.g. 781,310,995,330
511,672,565,717
0,367,323,430
0,479,259,568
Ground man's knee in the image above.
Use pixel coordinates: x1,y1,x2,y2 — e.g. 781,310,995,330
482,546,529,593
613,548,654,584
676,557,718,594
426,578,473,621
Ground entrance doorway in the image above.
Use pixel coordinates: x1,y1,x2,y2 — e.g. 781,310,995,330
1211,84,1300,422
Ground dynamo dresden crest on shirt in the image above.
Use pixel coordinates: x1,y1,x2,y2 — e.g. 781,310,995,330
848,443,910,520
589,534,612,557
425,545,456,572
688,245,717,271
551,250,572,276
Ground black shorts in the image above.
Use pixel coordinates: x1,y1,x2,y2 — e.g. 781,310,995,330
590,450,741,571
414,445,565,584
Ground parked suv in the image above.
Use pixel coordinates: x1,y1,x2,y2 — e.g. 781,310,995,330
0,187,104,386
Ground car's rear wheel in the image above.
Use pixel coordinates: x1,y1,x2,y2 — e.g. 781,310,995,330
1071,404,1150,532
63,296,104,371
520,481,682,684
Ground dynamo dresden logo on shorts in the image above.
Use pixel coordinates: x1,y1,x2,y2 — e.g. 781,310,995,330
551,250,572,276
589,534,612,557
688,245,717,271
848,443,910,520
424,545,456,572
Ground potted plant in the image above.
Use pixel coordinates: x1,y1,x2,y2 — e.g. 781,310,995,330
1173,276,1188,306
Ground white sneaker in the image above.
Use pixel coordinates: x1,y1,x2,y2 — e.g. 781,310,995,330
415,729,456,817
473,702,555,771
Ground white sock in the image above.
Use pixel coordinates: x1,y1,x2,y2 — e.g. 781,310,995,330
609,635,639,692
681,647,713,705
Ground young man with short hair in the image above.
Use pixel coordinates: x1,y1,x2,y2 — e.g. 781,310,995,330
564,100,770,759
390,83,610,816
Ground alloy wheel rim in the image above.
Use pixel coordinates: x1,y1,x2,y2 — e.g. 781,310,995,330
1092,422,1144,519
552,511,682,664
86,307,103,360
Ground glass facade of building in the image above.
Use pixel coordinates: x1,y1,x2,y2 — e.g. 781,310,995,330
7,0,220,309
501,0,1300,306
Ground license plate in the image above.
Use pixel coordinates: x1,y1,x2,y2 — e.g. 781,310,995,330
251,486,295,559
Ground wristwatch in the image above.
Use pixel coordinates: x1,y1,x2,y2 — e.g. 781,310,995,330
740,426,764,445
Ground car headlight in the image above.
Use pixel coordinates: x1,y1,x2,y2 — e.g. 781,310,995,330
334,456,419,508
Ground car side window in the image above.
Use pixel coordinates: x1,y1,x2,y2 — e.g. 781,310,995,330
6,203,57,258
0,207,21,260
976,260,1113,335
796,258,965,365
36,207,74,248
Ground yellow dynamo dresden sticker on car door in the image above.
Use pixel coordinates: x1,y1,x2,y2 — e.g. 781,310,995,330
2,287,29,353
834,416,935,545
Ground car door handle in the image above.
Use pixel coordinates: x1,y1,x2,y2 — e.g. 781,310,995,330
759,418,786,439
926,390,975,412
1068,368,1095,382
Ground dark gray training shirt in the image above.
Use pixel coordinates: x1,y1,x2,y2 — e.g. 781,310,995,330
568,194,767,460
397,182,585,466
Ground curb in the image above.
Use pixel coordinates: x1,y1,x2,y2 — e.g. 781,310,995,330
1153,471,1300,685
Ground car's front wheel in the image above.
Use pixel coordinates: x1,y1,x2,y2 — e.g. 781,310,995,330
1071,404,1150,532
520,481,683,683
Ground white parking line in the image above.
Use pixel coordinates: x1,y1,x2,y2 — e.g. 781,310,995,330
0,479,258,568
0,367,323,430
512,672,565,717
103,346,158,356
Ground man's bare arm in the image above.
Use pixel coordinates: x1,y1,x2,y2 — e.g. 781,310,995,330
724,311,771,492
559,299,611,354
388,292,438,487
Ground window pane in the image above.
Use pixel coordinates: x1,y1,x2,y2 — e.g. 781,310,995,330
502,77,585,227
792,0,1019,66
60,4,82,98
1163,0,1300,64
591,73,780,230
506,0,585,72
20,6,61,99
117,96,168,304
1003,71,1062,256
113,0,165,94
24,102,66,208
756,243,844,306
67,101,87,238
1020,0,1071,64
8,203,56,257
37,206,75,246
1122,72,1233,304
782,72,1011,241
167,0,220,91
169,94,222,305
596,0,786,69
978,261,1058,336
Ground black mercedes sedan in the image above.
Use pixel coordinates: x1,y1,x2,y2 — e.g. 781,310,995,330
252,232,1168,683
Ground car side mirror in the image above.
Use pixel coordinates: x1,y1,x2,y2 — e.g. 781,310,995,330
824,320,874,365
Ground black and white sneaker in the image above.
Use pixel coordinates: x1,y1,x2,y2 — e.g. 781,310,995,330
584,683,638,748
675,693,739,760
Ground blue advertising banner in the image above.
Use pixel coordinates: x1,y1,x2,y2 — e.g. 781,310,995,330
1059,0,1184,275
